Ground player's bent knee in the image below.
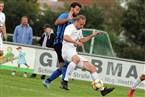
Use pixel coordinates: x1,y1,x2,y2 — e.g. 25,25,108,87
140,74,145,81
0,51,3,56
72,55,80,64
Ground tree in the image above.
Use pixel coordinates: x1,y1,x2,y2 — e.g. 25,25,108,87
117,0,145,61
121,0,145,47
80,4,104,30
4,0,39,35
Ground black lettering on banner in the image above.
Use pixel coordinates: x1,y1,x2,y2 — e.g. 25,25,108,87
106,62,122,77
39,52,52,67
126,65,138,79
92,59,102,73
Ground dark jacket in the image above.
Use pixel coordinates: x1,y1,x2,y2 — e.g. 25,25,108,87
38,32,55,48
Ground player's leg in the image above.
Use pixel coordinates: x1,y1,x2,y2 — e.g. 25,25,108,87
47,61,70,82
44,61,69,88
128,68,145,97
64,55,80,81
42,66,63,88
46,44,64,82
128,76,141,97
0,50,3,56
62,61,69,80
61,55,80,90
55,44,69,79
83,61,114,96
83,61,100,81
45,68,62,82
128,75,145,97
42,44,64,88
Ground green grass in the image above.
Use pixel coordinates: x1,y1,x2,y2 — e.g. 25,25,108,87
0,69,144,97
0,65,33,73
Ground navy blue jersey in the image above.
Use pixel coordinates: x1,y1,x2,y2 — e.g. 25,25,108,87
54,13,74,45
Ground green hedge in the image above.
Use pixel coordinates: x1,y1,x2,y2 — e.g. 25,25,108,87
119,47,145,61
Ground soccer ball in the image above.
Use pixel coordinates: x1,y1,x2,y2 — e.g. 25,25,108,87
92,80,104,90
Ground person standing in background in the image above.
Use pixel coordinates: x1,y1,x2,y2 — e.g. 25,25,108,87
12,16,33,77
13,16,33,45
0,1,7,58
30,23,55,79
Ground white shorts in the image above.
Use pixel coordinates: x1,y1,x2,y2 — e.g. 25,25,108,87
62,47,88,68
0,34,3,51
143,65,145,75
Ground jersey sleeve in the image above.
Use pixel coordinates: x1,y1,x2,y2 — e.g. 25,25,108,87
64,25,73,36
58,13,68,20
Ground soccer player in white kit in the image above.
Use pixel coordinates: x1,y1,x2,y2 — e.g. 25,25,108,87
61,15,114,96
0,1,6,57
128,67,145,97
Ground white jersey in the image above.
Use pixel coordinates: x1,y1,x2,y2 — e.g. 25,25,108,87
62,24,83,50
0,12,6,51
62,24,87,68
0,12,5,26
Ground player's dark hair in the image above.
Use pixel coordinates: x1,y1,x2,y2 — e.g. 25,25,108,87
70,2,82,9
74,15,86,21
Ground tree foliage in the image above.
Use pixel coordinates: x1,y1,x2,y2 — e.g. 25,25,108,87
3,0,39,35
121,0,145,47
117,0,145,61
80,4,104,30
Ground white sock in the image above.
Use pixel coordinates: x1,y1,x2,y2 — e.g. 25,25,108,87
91,72,105,91
90,72,100,81
131,77,141,90
64,62,76,81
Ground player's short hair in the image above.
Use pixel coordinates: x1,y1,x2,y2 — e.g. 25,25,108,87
21,16,28,19
70,2,82,9
74,15,86,21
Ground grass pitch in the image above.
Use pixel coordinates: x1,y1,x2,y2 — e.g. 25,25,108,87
0,69,144,97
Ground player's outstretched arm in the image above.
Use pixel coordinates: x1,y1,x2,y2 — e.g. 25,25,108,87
80,32,100,43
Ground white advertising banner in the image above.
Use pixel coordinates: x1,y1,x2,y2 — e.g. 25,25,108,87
34,49,58,75
34,49,145,89
73,55,145,89
2,43,144,89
